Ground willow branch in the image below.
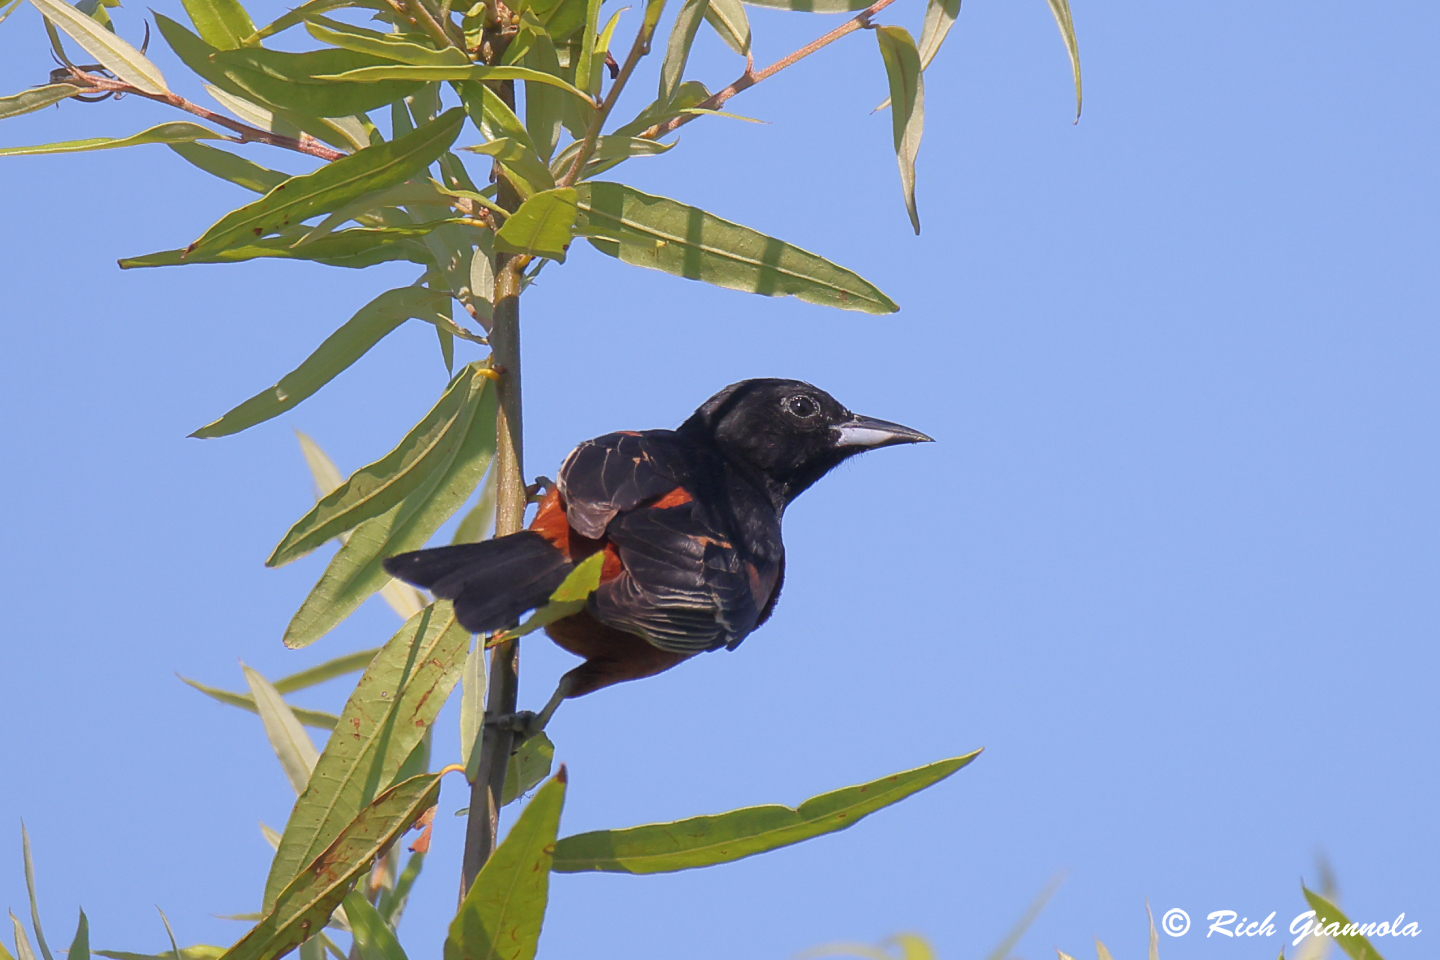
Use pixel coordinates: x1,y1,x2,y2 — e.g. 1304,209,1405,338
393,0,465,51
641,0,901,141
63,68,344,161
556,12,660,188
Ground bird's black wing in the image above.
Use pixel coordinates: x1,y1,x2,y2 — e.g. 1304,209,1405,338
591,500,781,655
556,431,691,539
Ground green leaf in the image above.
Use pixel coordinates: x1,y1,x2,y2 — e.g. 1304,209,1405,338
737,0,867,10
702,0,749,54
243,664,320,795
0,122,224,157
264,605,468,909
305,17,470,67
552,752,979,873
276,647,382,694
193,287,449,440
181,0,256,49
494,187,577,261
168,142,290,194
21,825,54,960
573,182,898,314
1043,0,1081,121
611,79,711,138
26,0,168,93
445,771,566,960
207,47,426,118
491,552,605,644
514,14,565,164
1301,888,1387,960
226,774,442,960
659,0,709,105
269,360,482,563
0,84,83,121
874,25,924,234
460,139,555,200
458,638,487,780
9,913,36,960
97,949,223,960
246,0,392,43
65,914,88,960
314,64,592,105
500,732,553,807
120,225,437,270
179,676,340,730
157,909,182,960
376,850,423,927
341,893,408,960
573,0,607,95
549,135,673,180
875,0,960,111
451,467,496,545
184,109,465,257
455,81,537,154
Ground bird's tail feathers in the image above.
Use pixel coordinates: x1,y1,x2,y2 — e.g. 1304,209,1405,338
382,531,573,634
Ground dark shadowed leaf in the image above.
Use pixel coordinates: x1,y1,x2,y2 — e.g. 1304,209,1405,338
489,552,605,645
179,676,341,730
65,914,88,960
27,0,168,92
494,187,577,261
659,0,708,105
445,772,566,960
264,605,468,908
552,752,979,873
460,138,555,199
573,182,898,313
341,893,408,960
0,84,83,121
184,109,464,257
168,142,290,194
181,0,256,49
226,775,441,960
874,25,924,234
1043,0,1081,120
501,733,554,807
192,286,448,439
0,122,224,157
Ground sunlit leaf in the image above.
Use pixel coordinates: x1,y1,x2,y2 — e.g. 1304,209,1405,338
27,0,168,92
737,0,867,10
243,664,320,795
874,25,923,234
184,109,464,257
193,286,448,439
490,552,606,645
305,17,469,67
454,81,536,154
96,948,224,960
264,605,467,908
611,79,711,138
1302,888,1387,960
573,182,898,313
179,676,341,730
460,138,556,200
120,224,439,270
246,0,392,43
181,0,256,50
0,122,224,157
552,752,979,873
340,894,408,960
458,638,487,780
168,142,290,194
1043,0,1081,121
659,0,708,105
207,47,425,117
314,64,591,104
376,851,423,926
229,775,441,960
0,84,83,121
573,0,605,96
494,187,577,261
450,467,496,545
269,361,483,563
65,914,88,960
445,772,566,960
549,134,673,180
21,825,54,960
703,0,749,54
875,0,960,111
9,913,36,960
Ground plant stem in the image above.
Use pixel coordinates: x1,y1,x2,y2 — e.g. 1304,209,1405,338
557,10,661,188
641,0,900,141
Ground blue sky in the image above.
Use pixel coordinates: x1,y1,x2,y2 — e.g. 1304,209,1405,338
0,2,1435,960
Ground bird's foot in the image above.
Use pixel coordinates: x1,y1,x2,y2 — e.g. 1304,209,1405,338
525,476,554,504
486,709,547,745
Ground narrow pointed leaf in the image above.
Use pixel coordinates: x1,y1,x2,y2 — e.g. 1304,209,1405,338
0,122,225,157
169,142,290,194
243,664,321,794
451,468,496,545
96,949,223,960
875,0,960,110
490,552,606,644
193,286,448,439
269,363,481,564
9,914,35,960
276,648,382,693
66,914,88,960
120,226,437,270
500,733,553,807
459,139,554,199
875,25,924,234
738,0,868,10
180,676,341,730
226,775,441,960
207,47,424,117
573,182,898,313
459,639,486,779
454,81,536,154
184,109,465,257
1043,0,1081,121
552,751,979,873
157,909,182,960
0,84,83,121
27,0,168,92
445,771,566,960
494,187,577,261
305,18,469,66
549,135,673,180
703,0,749,54
314,65,590,104
611,80,711,138
246,0,393,43
264,604,468,909
573,0,605,95
659,0,709,105
181,0,256,49
340,893,407,960
517,14,564,163
376,851,423,926
21,825,54,960
1302,888,1386,960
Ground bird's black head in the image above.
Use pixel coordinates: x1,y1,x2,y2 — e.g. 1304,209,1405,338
677,378,933,508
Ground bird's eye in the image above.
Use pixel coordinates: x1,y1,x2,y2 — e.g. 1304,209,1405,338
785,395,819,419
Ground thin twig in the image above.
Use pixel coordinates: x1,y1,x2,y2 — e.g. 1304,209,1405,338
397,0,465,51
556,12,661,188
62,67,345,161
641,0,901,141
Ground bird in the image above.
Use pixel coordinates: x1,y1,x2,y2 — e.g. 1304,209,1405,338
382,378,932,735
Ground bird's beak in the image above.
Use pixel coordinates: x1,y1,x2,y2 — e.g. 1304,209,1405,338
832,414,934,449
